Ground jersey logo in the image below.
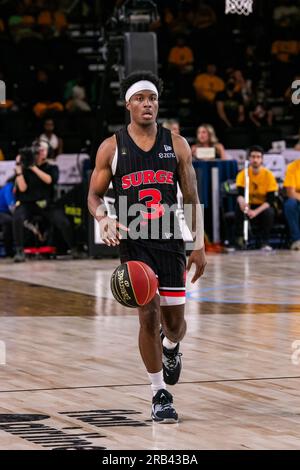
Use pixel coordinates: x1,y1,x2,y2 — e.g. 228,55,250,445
121,170,174,190
164,145,172,151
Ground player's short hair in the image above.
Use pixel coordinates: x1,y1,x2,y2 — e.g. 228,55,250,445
248,145,264,157
120,71,163,100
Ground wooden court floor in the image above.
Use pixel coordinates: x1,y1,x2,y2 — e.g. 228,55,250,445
0,250,300,450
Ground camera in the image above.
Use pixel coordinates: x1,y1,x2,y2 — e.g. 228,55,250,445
19,144,39,169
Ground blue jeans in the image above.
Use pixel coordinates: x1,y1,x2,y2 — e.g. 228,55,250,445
284,198,300,242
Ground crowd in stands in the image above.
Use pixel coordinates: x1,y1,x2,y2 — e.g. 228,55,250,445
1,0,300,256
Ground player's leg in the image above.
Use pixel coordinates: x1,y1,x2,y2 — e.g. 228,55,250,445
120,240,178,423
137,292,178,423
158,248,186,386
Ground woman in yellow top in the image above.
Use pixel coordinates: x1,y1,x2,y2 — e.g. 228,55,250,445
284,159,300,250
235,145,278,250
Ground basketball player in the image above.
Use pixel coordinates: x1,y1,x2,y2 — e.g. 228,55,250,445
88,71,206,423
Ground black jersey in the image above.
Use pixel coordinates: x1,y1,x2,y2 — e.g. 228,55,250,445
112,124,182,241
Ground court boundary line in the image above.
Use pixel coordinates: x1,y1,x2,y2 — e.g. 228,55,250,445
1,375,300,394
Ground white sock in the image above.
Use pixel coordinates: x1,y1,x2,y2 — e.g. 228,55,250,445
163,336,178,350
147,370,166,396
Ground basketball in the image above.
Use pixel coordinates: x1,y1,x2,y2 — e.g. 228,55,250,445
110,261,158,308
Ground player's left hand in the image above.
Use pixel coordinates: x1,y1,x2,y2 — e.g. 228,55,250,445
187,248,207,284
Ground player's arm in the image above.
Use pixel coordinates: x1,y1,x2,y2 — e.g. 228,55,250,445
173,134,207,283
88,136,128,246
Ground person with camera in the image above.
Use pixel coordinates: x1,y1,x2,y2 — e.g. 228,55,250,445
13,140,77,262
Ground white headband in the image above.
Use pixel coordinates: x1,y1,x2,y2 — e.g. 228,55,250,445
125,80,158,102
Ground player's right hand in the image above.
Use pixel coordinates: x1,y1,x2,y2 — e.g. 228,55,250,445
98,216,129,246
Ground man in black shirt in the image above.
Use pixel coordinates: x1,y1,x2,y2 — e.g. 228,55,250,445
13,140,75,262
216,78,245,128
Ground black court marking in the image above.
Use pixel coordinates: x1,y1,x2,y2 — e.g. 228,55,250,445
0,375,300,394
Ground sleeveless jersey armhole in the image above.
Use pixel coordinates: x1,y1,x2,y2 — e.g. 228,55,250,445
111,146,118,175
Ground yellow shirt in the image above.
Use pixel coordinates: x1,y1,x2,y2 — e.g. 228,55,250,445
168,46,194,66
236,167,278,205
0,149,4,161
284,159,300,192
271,40,300,63
193,73,225,102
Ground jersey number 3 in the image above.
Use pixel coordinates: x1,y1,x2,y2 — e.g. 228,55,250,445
138,188,165,224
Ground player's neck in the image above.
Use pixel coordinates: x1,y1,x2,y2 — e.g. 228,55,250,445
128,121,157,138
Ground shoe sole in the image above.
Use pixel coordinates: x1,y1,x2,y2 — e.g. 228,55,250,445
152,416,178,424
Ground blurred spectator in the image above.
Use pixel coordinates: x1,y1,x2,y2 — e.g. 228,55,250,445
193,64,225,103
168,35,194,73
284,158,300,250
32,69,64,118
249,99,273,128
271,36,300,96
37,7,68,36
235,146,278,250
232,70,253,106
0,71,15,112
295,128,300,150
168,35,194,99
162,119,180,135
191,124,226,160
39,118,63,157
191,2,217,31
193,64,224,123
65,83,91,113
0,18,5,35
216,78,245,128
0,178,16,257
0,148,4,161
273,0,300,31
242,45,260,86
13,141,77,262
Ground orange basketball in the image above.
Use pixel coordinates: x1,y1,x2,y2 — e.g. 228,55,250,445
111,261,158,308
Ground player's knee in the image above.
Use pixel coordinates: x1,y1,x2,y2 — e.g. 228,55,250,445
139,304,160,335
163,316,186,337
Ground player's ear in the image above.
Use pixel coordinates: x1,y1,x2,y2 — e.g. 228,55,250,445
125,101,130,111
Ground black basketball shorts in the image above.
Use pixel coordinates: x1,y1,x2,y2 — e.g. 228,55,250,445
119,239,186,306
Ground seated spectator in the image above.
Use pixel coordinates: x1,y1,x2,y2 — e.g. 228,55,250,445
235,146,278,250
249,100,273,128
32,69,64,118
193,64,224,123
65,84,91,113
216,78,245,129
271,36,300,96
168,35,194,73
162,119,180,135
39,118,63,157
191,2,217,30
273,0,300,31
295,128,300,151
283,158,300,250
13,141,78,262
0,178,16,257
0,70,16,112
193,64,224,102
191,124,226,160
0,19,5,34
168,35,194,99
232,70,252,106
242,45,260,87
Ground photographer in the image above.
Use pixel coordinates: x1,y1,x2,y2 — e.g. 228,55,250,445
13,140,77,262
